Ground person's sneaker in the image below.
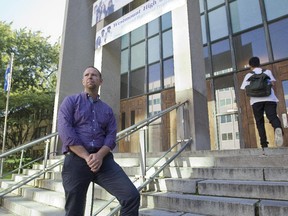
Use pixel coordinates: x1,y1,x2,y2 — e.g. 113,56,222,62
275,128,283,147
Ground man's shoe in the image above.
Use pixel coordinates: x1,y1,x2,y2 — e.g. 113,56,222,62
275,128,283,147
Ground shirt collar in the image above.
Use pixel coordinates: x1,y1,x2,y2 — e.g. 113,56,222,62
86,93,100,103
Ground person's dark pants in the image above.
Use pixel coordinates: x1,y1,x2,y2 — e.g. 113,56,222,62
252,101,282,148
62,152,140,216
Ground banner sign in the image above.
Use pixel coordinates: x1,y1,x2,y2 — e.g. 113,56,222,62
95,0,186,49
92,0,133,27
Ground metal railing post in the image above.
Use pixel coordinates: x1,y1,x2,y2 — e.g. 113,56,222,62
139,127,147,178
18,149,24,174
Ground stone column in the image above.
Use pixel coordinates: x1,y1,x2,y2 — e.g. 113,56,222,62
172,0,210,150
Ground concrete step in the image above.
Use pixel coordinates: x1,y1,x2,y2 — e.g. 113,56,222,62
259,200,288,215
139,208,207,215
141,191,258,216
141,177,201,193
2,195,65,216
264,167,288,181
37,179,64,193
191,167,264,181
214,154,288,168
21,187,65,209
192,167,288,182
198,179,288,200
0,207,17,216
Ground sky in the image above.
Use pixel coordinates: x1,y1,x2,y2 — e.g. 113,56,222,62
0,0,67,44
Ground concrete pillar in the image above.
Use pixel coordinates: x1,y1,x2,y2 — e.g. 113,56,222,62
52,0,96,154
172,0,210,150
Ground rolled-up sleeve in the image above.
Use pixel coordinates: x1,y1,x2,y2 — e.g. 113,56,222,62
57,96,84,153
103,108,117,150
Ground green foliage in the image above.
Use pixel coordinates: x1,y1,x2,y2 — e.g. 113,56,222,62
0,21,59,151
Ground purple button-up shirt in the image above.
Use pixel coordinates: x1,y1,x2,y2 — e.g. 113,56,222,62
57,92,117,154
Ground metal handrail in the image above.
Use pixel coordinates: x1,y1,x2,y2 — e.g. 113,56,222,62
106,139,192,216
116,100,188,142
0,155,44,179
0,132,58,159
92,139,185,216
0,100,190,216
0,159,64,197
0,101,188,159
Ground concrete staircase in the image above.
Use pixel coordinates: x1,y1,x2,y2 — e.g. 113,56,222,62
1,147,288,216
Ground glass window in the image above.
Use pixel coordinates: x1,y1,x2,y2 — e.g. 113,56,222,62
131,42,145,70
130,67,145,97
121,34,129,49
222,133,228,141
208,6,228,41
121,49,129,74
269,18,288,60
207,0,224,9
148,35,160,64
163,58,174,88
121,112,126,130
161,12,172,31
131,26,145,44
148,18,159,37
199,0,204,13
230,0,262,33
264,0,288,21
234,27,268,69
148,93,161,117
131,110,135,125
211,39,233,76
162,29,173,59
201,15,207,44
121,73,128,99
203,46,212,78
214,75,239,150
283,80,288,114
148,63,161,92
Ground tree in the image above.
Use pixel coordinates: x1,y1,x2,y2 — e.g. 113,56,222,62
0,21,60,152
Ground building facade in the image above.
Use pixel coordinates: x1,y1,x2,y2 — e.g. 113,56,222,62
53,0,288,154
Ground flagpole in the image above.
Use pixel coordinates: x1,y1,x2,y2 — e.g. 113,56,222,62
1,53,14,177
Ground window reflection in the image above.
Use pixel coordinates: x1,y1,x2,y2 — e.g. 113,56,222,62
162,30,173,59
203,46,212,78
148,63,161,92
148,18,159,37
129,68,145,97
121,49,129,74
131,42,145,70
148,93,162,152
234,28,268,69
121,73,128,99
283,80,288,114
269,18,288,60
230,0,262,33
161,12,172,31
163,58,175,88
148,35,160,64
131,26,145,44
201,15,207,44
207,0,224,9
208,6,228,41
211,39,233,75
214,75,239,150
264,0,288,21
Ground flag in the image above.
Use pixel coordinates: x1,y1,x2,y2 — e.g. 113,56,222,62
4,63,11,92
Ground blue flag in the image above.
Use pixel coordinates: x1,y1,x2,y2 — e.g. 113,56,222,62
4,63,11,92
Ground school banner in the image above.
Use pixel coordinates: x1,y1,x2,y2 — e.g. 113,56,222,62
95,0,186,49
92,0,134,27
